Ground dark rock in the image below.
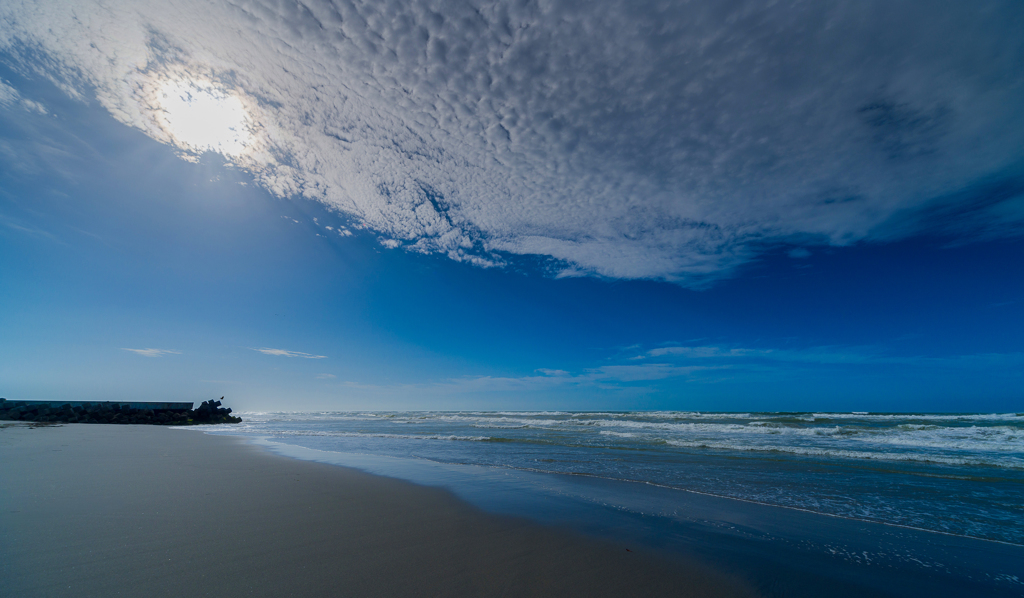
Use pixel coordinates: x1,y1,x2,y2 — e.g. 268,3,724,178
0,398,242,425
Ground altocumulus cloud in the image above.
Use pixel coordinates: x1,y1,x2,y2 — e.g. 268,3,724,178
2,1,1023,283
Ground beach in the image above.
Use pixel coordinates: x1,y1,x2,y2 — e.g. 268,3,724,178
214,411,1024,598
4,2,1023,595
0,424,752,598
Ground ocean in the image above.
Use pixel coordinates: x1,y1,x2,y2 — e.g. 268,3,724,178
201,411,1024,546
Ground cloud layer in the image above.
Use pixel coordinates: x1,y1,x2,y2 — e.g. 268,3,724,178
3,0,1023,283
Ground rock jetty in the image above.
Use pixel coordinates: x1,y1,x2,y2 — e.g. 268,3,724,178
0,397,242,425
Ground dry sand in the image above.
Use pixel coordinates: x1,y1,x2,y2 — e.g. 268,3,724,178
0,423,754,598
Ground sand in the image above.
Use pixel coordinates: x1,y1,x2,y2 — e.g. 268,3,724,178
0,424,754,598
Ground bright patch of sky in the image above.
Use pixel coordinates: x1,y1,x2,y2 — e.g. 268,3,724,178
156,79,253,157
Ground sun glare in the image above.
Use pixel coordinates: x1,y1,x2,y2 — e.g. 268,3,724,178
157,79,252,157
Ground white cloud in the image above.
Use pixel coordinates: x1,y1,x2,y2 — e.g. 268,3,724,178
647,346,751,359
347,347,1024,400
0,213,62,242
639,344,1024,371
259,347,1022,410
0,78,46,114
642,344,884,365
122,347,181,357
2,1,1022,284
536,368,569,376
0,78,18,107
316,373,336,379
253,347,326,359
430,362,731,393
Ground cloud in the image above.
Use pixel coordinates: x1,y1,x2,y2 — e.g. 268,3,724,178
0,213,63,243
253,347,326,359
0,78,47,114
2,1,1022,284
639,343,1024,371
277,346,1022,409
647,346,751,359
372,347,1024,398
316,373,336,379
0,78,18,107
536,368,569,376
122,348,181,357
425,362,732,394
643,344,883,365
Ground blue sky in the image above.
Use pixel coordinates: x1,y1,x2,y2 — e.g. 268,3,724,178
1,1,1022,412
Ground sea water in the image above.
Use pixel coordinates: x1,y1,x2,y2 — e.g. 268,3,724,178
200,411,1024,546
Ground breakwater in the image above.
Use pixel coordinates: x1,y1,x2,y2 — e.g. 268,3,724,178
0,397,241,425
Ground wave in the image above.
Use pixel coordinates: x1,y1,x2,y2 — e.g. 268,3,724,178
662,439,1024,469
236,410,1024,425
224,411,1024,466
204,410,1024,547
253,429,492,442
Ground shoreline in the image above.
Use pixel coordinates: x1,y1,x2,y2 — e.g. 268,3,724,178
214,430,1024,598
1,424,752,598
4,423,1022,598
256,434,1024,544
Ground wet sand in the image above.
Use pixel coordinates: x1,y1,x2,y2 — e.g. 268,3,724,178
0,424,753,598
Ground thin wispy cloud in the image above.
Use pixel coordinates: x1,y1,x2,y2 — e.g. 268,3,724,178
2,1,1021,284
345,363,730,397
332,347,1024,404
536,369,570,377
647,346,757,359
253,348,326,359
0,79,47,117
0,213,66,244
122,348,181,357
639,344,1024,371
0,78,18,108
316,373,336,379
644,344,887,365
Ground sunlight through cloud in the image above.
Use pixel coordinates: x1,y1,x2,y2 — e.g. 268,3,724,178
4,0,1022,283
156,79,252,157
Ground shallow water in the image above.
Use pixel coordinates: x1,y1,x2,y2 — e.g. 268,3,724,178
201,411,1024,545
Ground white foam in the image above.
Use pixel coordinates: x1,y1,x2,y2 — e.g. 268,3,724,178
225,410,1024,470
261,429,490,442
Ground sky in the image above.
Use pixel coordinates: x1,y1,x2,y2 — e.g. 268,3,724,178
1,0,1022,412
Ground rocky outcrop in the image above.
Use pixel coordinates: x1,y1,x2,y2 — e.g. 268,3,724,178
189,398,242,424
0,397,242,425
